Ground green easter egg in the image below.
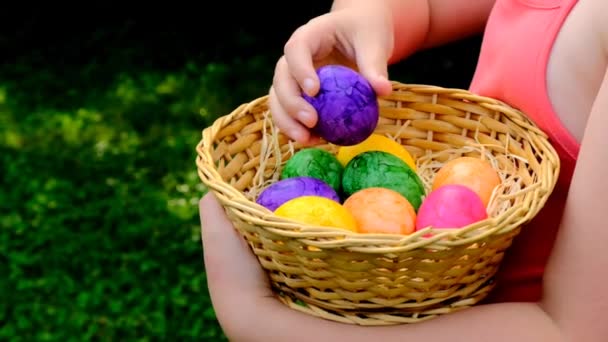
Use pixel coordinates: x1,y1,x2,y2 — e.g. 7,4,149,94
281,148,344,193
342,151,426,210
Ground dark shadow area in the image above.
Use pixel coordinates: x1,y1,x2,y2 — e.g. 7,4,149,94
0,2,481,91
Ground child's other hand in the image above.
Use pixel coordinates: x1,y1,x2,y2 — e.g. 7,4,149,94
269,2,394,145
199,193,275,340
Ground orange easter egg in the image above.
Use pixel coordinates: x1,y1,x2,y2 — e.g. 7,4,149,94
432,157,501,207
343,187,416,235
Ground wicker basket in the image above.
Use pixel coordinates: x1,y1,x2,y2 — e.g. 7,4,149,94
195,82,560,325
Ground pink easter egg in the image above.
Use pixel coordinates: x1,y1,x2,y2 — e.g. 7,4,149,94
415,184,488,231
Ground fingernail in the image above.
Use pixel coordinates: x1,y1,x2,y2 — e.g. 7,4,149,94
297,110,314,127
375,74,388,84
289,129,306,143
303,78,315,94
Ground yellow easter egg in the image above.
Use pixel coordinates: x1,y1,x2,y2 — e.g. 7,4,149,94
274,196,358,232
336,133,417,171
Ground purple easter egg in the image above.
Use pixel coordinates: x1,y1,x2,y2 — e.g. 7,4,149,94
303,65,379,146
256,176,340,211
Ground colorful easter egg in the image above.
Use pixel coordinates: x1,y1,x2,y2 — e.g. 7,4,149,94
343,187,417,235
274,196,358,232
432,156,501,207
415,184,488,230
281,148,343,193
342,151,426,210
256,176,340,211
336,133,417,171
303,64,379,146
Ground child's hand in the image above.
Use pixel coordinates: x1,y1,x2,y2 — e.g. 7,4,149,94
198,193,275,340
269,2,395,144
199,193,327,341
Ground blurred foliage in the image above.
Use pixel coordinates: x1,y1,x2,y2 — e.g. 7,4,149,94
0,4,480,340
0,51,281,340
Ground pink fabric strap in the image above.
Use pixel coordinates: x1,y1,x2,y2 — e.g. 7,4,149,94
470,0,580,161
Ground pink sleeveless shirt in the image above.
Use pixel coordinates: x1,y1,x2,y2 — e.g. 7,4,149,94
469,0,580,303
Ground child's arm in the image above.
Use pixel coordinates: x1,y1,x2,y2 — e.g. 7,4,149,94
332,0,496,64
201,68,608,342
539,68,608,341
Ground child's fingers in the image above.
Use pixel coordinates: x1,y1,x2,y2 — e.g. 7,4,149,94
269,86,312,144
282,15,336,97
272,56,318,128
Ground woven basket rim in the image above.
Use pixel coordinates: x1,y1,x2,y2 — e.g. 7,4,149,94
195,83,560,249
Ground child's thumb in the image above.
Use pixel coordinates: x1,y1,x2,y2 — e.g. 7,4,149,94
353,31,393,97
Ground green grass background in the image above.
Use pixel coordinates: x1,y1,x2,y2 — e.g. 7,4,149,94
0,3,481,340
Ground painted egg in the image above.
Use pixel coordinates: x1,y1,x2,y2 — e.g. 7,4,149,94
432,156,501,207
256,176,340,211
342,151,426,210
280,148,344,193
343,187,417,235
336,133,417,171
274,195,358,232
303,64,379,146
415,184,488,230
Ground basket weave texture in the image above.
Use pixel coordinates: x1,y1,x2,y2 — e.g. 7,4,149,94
195,83,560,325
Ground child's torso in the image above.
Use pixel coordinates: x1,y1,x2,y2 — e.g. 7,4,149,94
469,0,606,302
